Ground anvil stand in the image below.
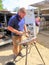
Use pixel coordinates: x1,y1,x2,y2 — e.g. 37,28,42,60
24,41,46,65
13,39,46,65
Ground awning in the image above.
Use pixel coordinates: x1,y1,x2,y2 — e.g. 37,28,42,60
30,0,49,10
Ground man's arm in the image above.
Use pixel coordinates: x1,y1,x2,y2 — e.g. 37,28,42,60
24,24,28,33
24,24,29,37
7,26,23,35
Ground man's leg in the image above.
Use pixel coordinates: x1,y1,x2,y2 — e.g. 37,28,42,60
36,26,39,36
12,36,22,56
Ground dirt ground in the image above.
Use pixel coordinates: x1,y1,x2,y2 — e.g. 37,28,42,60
0,33,49,65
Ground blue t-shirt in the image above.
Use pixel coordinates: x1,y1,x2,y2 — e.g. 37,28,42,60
0,23,2,27
8,14,25,36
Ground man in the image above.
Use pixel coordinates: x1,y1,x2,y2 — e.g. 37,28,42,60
7,8,28,60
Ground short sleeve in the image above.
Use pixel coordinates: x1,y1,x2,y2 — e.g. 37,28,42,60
23,18,25,24
8,16,15,27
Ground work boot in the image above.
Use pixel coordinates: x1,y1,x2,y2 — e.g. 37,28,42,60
18,52,24,57
13,55,17,61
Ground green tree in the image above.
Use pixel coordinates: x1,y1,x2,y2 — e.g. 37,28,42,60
0,0,3,10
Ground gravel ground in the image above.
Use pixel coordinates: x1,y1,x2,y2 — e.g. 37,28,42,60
0,33,49,65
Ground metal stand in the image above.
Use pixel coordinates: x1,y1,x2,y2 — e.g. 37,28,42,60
33,42,45,65
25,44,28,65
25,41,46,65
13,38,45,65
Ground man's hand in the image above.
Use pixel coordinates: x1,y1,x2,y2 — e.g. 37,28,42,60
7,26,24,36
25,33,29,37
17,31,24,35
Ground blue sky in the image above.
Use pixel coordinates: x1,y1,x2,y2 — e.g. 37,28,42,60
2,0,44,11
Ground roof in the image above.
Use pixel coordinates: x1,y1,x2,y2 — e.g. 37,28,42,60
30,0,49,10
0,10,17,15
0,10,10,13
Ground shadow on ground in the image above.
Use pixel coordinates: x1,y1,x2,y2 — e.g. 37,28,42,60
37,33,49,49
0,44,12,51
0,54,14,65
